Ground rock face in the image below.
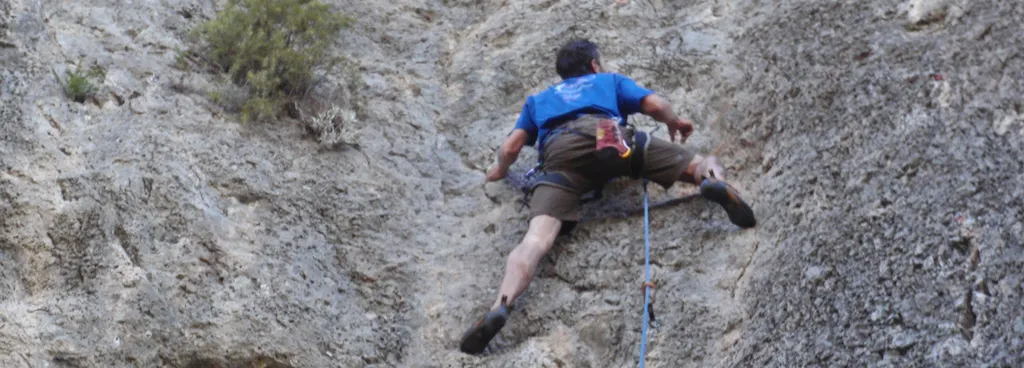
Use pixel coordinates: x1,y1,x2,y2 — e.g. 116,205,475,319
1,0,1021,367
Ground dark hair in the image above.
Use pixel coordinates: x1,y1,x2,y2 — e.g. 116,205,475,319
556,39,601,80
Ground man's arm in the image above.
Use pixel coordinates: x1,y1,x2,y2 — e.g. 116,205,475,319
640,94,693,143
613,74,693,143
486,129,530,182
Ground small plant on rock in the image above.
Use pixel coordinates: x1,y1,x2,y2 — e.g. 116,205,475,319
53,63,103,103
190,0,351,122
308,105,359,147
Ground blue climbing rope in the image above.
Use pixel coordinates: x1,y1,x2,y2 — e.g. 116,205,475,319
638,178,652,368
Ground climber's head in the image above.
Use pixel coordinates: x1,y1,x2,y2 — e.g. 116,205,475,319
556,39,602,80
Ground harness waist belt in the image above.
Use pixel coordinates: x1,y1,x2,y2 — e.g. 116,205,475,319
629,130,650,179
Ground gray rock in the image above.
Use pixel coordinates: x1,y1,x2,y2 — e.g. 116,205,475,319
804,265,829,282
891,331,918,351
906,0,950,25
1,0,1022,367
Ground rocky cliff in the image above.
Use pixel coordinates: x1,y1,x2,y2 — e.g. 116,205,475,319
1,0,1021,367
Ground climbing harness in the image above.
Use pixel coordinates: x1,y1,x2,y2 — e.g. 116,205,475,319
515,115,651,212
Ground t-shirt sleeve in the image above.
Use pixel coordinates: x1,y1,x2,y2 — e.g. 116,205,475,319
512,99,539,146
615,74,655,115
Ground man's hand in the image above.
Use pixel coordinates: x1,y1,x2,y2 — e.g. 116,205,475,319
640,95,694,143
485,129,529,183
668,118,694,143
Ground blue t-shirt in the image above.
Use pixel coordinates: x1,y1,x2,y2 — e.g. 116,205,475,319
513,73,655,151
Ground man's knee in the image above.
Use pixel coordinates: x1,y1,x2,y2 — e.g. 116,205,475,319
513,232,554,260
525,215,562,245
526,230,557,247
509,215,561,260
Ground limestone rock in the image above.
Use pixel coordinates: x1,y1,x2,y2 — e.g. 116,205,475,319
1,0,1021,367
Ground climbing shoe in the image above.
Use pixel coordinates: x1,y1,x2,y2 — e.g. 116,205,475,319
458,297,510,355
699,178,757,228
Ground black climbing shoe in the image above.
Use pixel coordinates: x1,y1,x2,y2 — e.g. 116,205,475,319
699,178,757,228
458,298,510,355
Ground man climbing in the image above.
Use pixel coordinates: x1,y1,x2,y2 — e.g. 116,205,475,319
458,39,757,355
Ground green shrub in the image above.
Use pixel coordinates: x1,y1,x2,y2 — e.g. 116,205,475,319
53,63,102,103
191,0,351,122
173,48,193,71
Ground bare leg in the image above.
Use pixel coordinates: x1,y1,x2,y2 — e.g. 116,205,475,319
681,154,727,185
491,215,562,310
457,215,563,355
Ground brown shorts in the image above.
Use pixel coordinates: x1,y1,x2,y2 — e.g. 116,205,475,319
529,115,696,231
